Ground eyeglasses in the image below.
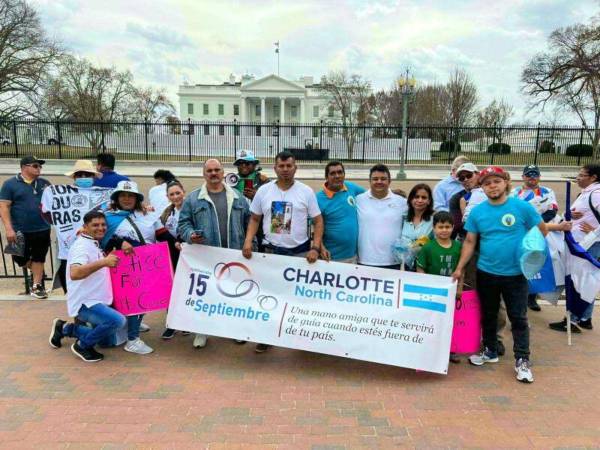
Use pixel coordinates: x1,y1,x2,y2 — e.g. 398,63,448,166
458,173,474,182
25,164,42,169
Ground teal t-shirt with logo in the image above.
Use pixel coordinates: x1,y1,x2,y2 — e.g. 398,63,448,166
316,181,365,260
464,196,541,276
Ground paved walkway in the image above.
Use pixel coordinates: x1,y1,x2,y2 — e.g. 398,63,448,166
1,300,599,448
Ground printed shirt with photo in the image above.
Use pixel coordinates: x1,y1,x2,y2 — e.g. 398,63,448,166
163,207,180,238
41,185,112,259
250,180,321,249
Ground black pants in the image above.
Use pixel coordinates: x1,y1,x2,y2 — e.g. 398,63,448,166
57,259,67,294
476,270,530,360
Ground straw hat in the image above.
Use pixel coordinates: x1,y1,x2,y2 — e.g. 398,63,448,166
64,160,102,178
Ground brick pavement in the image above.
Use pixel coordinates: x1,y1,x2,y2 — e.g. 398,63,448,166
1,301,600,449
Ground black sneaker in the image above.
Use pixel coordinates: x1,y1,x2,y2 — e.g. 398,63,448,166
31,283,48,299
497,340,506,356
528,297,541,312
255,343,270,353
449,353,460,364
49,318,66,349
71,342,103,362
161,328,177,340
578,318,593,330
549,318,581,333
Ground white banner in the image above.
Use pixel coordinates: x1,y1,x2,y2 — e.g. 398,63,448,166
167,245,457,374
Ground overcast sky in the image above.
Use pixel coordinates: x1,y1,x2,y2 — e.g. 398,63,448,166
32,0,597,122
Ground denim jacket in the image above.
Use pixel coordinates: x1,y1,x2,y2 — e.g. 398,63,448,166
178,183,250,249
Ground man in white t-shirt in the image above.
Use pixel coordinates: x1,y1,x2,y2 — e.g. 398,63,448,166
356,164,407,268
243,151,323,353
243,151,323,261
48,210,126,363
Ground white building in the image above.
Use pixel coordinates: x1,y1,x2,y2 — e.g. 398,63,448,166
177,74,334,123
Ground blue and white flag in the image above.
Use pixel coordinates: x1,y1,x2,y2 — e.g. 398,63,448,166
563,182,600,317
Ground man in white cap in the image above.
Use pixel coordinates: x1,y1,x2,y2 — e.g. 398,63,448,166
41,160,112,293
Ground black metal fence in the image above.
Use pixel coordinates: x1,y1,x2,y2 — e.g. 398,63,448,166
0,119,597,167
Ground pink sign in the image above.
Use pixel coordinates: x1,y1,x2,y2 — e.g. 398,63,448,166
450,290,481,354
110,242,174,316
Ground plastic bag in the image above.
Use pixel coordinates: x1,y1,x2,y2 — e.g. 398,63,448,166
519,226,547,280
393,236,418,267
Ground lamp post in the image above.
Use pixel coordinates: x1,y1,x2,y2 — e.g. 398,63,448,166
396,70,416,180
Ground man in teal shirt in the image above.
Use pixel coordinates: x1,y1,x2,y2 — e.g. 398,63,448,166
315,161,365,262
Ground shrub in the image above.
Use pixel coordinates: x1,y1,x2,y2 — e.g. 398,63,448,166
538,140,555,154
439,141,461,153
487,143,511,154
566,144,593,157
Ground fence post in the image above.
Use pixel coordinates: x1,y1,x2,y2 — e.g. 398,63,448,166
490,123,497,165
144,118,149,160
533,122,540,166
187,119,192,162
233,119,237,158
12,121,18,157
361,125,366,163
319,120,323,151
446,127,452,165
56,121,63,159
577,127,584,166
100,121,106,155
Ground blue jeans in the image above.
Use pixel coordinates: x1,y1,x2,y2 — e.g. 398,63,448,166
476,270,530,360
63,303,126,349
127,314,144,341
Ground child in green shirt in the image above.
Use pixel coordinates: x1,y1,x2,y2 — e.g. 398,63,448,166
417,211,463,363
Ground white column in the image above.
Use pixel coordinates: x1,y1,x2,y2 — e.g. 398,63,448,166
300,97,305,123
260,97,266,124
240,96,246,122
280,97,285,123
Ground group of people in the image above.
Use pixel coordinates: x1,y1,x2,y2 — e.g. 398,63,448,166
1,150,598,384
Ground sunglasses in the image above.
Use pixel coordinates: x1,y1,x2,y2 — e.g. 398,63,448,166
25,164,42,169
458,172,474,182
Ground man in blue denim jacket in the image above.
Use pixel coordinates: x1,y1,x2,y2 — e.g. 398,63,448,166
178,158,250,348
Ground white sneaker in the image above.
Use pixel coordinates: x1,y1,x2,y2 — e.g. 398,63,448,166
515,358,534,383
124,338,154,354
139,322,150,332
193,334,207,348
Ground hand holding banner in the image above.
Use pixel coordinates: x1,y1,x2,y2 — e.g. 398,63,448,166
110,242,173,316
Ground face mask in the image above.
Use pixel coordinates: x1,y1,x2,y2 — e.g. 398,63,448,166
74,178,94,188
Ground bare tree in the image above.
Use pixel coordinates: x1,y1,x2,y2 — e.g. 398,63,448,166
131,86,175,122
317,71,373,159
411,84,447,125
522,21,600,155
0,0,61,119
443,69,479,127
476,99,514,128
46,56,136,150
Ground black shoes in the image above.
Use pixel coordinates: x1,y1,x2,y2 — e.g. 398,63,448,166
497,340,506,356
161,328,176,339
31,283,48,299
528,297,541,312
71,342,104,362
255,343,270,353
49,318,66,349
578,318,593,330
549,318,581,333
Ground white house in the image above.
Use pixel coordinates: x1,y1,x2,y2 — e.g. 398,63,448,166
177,74,334,123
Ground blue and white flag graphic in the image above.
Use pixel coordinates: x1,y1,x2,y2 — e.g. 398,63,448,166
402,284,448,313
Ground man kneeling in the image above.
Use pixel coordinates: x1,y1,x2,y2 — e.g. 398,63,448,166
49,210,126,362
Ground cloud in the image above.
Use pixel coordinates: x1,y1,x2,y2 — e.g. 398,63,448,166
29,0,600,122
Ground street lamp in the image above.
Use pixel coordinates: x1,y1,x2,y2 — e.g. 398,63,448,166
396,70,416,180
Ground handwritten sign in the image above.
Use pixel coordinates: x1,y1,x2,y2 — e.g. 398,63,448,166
110,242,173,316
450,290,481,354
